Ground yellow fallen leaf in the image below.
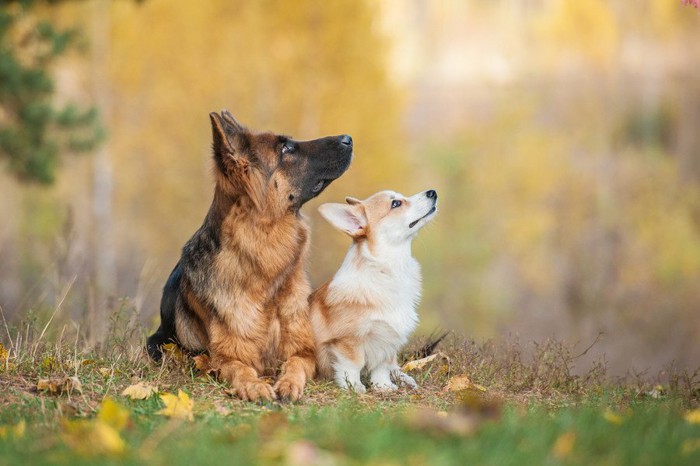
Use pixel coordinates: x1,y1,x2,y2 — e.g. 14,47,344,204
192,353,217,376
0,420,25,440
552,431,576,459
61,419,125,456
683,409,700,425
444,374,486,392
157,390,194,421
37,376,82,395
41,356,59,371
162,343,185,362
121,382,158,400
97,398,130,431
402,354,438,371
98,367,112,377
603,408,624,425
0,343,15,372
0,342,8,362
401,351,449,372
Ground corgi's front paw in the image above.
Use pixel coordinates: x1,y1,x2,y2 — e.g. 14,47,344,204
397,371,418,389
350,382,367,394
340,380,367,394
372,381,398,392
337,376,367,394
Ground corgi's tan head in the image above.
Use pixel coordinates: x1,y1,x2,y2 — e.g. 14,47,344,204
318,189,438,247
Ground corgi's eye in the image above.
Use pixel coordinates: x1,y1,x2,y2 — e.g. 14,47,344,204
391,200,402,209
281,142,295,156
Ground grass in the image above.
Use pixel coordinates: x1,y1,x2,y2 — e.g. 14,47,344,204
1,312,699,465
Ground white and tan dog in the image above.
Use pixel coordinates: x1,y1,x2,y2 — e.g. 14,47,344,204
310,189,438,392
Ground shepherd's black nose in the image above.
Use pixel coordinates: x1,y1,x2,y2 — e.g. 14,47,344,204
426,189,437,199
340,135,353,146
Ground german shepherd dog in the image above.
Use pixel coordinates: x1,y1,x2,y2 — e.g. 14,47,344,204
147,111,353,401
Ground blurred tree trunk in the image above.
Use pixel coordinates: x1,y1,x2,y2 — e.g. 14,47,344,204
89,0,115,344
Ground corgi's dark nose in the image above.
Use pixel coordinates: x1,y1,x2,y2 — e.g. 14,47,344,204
426,189,437,199
340,135,353,147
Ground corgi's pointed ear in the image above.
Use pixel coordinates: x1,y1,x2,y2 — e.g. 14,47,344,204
318,203,367,238
345,196,362,205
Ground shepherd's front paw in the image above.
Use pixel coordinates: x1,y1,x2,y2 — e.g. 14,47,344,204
274,376,305,401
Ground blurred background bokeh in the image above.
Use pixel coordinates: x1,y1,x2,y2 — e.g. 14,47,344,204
1,0,699,375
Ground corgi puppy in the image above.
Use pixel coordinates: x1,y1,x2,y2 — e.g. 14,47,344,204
310,189,438,392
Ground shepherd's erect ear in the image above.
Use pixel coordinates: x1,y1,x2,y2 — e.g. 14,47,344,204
318,203,367,238
220,109,245,131
209,112,233,155
345,196,362,206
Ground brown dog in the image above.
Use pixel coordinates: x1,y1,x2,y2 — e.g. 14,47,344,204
147,111,353,401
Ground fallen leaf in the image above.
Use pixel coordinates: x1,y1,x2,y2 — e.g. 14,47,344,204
444,374,486,392
192,353,217,376
161,343,185,362
0,342,8,363
61,418,125,456
98,367,112,377
37,376,82,395
0,343,15,372
401,351,449,372
552,431,576,459
0,420,25,440
602,408,624,425
684,409,700,425
402,354,438,371
41,356,59,371
156,390,194,421
97,398,130,431
121,382,158,400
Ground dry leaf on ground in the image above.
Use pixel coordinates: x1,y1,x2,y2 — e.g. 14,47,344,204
61,398,129,458
444,374,486,392
684,409,700,424
37,376,83,395
61,419,125,456
161,343,186,362
121,382,158,400
401,352,449,372
97,398,130,431
552,431,576,459
602,408,624,425
192,353,218,377
157,390,194,421
0,343,15,372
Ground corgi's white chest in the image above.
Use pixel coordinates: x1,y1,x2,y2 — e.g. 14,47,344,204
331,255,422,363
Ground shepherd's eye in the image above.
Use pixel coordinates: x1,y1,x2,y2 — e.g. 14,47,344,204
391,200,402,209
281,142,295,156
